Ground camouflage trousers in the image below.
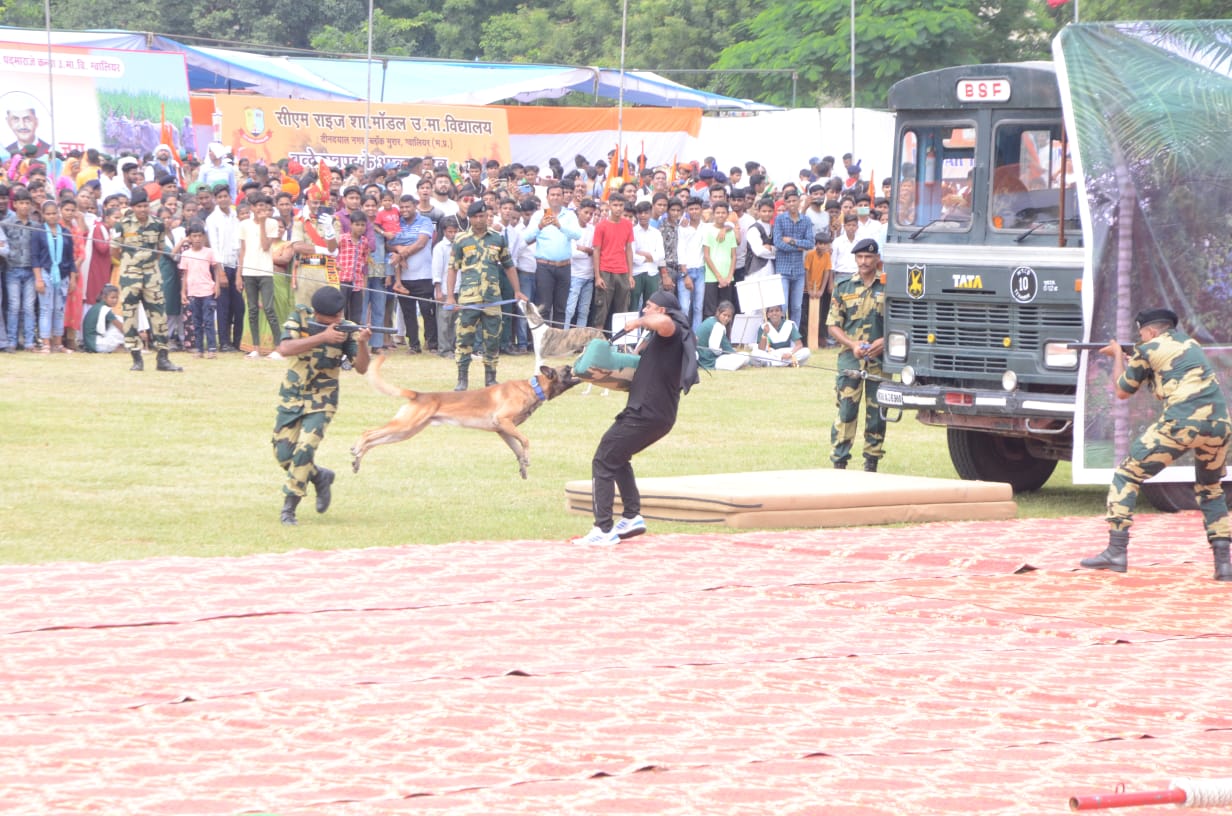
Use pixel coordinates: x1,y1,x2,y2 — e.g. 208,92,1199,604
1107,417,1231,541
120,267,168,351
455,303,502,367
272,411,332,498
830,369,885,466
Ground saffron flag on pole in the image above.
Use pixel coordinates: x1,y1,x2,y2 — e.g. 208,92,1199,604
159,104,182,186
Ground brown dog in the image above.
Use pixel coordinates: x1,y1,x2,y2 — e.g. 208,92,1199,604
351,355,580,479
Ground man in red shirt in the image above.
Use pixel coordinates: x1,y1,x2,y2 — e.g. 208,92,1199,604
591,195,635,329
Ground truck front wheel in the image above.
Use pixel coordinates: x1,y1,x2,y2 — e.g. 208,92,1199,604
947,428,1058,493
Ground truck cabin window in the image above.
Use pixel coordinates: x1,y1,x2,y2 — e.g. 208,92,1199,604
894,125,974,230
990,123,1077,232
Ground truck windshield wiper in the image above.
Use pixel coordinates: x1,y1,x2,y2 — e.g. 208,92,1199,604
1014,220,1057,243
908,217,965,240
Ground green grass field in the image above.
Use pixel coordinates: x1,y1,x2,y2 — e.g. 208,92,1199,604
0,346,1109,564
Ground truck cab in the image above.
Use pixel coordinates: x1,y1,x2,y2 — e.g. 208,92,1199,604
874,62,1085,491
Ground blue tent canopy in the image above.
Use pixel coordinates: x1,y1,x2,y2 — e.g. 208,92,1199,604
0,26,777,111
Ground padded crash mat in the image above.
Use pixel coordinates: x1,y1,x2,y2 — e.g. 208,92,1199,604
565,468,1016,527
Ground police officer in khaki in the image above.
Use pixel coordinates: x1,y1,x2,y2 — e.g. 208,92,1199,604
272,286,371,526
445,200,527,391
827,237,886,471
111,188,181,372
1081,308,1232,581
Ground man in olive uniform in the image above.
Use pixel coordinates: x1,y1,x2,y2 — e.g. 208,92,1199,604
111,188,182,371
827,237,886,471
272,286,371,525
1081,308,1232,580
444,200,527,390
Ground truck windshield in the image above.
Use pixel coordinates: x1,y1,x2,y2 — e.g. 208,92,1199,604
989,122,1078,233
894,124,975,230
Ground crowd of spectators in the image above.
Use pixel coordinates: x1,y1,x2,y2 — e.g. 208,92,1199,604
0,142,893,362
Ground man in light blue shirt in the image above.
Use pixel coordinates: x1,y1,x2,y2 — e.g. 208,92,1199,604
521,183,581,327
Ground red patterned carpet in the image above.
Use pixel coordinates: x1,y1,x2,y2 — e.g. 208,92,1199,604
3,514,1231,815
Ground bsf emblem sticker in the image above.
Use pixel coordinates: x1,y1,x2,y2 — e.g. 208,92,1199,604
907,264,925,300
1010,265,1038,303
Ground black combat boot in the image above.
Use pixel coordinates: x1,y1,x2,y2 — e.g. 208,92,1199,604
1080,530,1129,573
281,494,301,526
312,467,335,514
863,457,879,473
833,460,846,470
454,362,469,391
155,349,183,372
485,366,498,387
130,349,144,371
1211,538,1232,582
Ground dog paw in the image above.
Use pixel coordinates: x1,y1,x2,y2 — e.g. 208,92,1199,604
351,456,361,474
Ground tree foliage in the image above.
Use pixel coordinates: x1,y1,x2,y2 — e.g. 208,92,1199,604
713,0,1056,107
0,0,1220,105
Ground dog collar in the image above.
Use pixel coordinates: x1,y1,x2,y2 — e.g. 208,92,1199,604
528,375,547,401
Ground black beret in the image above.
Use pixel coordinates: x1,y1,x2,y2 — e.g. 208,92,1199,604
1135,308,1178,329
312,286,347,316
852,238,880,255
129,188,148,205
157,174,177,186
466,200,487,218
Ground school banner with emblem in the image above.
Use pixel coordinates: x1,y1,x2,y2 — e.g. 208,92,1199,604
213,96,510,172
1055,21,1232,484
0,41,190,160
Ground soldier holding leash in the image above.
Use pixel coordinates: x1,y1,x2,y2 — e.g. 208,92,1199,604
1080,308,1232,581
826,237,886,472
272,286,371,526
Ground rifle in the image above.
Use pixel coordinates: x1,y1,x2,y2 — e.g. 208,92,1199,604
1067,342,1134,353
308,320,397,336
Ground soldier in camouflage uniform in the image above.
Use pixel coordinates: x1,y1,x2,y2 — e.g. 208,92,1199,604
826,237,886,471
444,200,526,391
272,286,371,526
111,188,181,372
1081,308,1232,580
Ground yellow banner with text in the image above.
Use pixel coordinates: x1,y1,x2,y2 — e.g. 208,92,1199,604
214,96,510,171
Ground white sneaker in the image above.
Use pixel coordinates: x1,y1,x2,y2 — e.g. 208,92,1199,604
266,351,284,361
245,350,260,359
573,526,619,546
612,514,646,540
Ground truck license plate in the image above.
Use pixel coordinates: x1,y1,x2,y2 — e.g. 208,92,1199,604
877,386,904,406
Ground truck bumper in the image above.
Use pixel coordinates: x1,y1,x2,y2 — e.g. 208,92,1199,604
875,382,1075,420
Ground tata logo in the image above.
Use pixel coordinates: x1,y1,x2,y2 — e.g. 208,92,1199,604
907,265,925,299
952,274,984,289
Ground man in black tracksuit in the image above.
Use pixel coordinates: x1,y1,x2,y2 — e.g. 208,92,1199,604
577,289,698,545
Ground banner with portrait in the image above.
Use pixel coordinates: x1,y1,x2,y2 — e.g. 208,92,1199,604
213,96,510,172
0,41,191,160
1056,22,1232,483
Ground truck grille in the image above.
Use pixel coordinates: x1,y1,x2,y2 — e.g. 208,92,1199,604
888,300,1083,367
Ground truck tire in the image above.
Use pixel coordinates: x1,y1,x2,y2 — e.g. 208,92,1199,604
947,428,1058,493
1141,482,1232,513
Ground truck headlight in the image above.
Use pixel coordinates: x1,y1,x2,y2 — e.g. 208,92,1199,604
1002,370,1018,392
887,331,908,361
1044,341,1079,369
901,365,916,386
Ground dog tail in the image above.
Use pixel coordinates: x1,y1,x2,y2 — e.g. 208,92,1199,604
366,354,418,400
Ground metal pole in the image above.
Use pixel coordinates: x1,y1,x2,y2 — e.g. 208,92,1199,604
849,0,856,156
617,0,628,174
364,0,373,167
792,71,798,108
43,0,56,160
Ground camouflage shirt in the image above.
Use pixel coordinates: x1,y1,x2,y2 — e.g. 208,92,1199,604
1120,328,1229,424
274,305,359,429
449,227,512,305
113,213,165,277
827,273,885,368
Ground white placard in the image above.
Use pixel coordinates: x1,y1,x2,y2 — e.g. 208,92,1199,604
610,312,643,348
730,314,763,346
735,274,784,314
